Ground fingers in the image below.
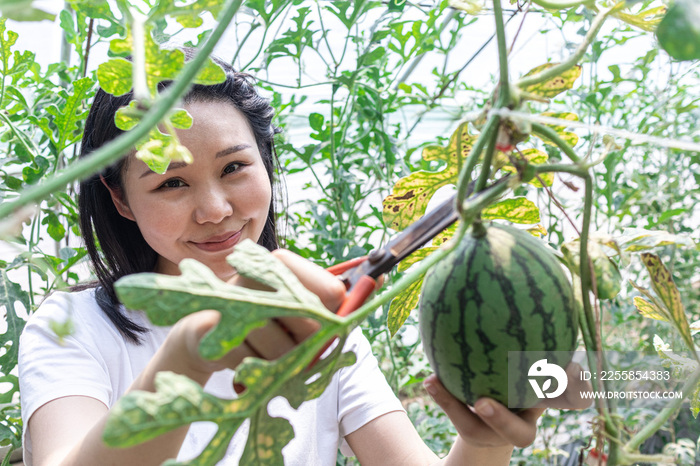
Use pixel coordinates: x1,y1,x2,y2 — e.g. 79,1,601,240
275,316,320,343
271,249,346,312
542,362,593,410
424,374,544,449
245,320,297,360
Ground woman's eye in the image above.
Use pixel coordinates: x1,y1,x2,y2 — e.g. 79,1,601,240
223,162,242,175
160,178,185,189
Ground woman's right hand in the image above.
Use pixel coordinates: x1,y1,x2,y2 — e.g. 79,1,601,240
169,248,347,380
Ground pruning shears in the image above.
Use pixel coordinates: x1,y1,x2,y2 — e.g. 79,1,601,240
326,192,460,318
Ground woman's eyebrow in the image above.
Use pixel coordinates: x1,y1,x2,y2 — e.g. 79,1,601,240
139,144,253,178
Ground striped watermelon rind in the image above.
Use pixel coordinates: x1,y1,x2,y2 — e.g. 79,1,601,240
419,222,578,409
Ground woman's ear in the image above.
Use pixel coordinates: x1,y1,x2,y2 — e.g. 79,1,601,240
100,175,135,221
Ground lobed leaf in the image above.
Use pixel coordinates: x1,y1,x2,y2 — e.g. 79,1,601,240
0,271,29,376
109,241,358,464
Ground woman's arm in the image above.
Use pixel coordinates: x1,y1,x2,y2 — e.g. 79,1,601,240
28,249,345,466
27,312,216,466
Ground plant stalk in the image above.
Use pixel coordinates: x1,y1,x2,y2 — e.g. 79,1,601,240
455,115,500,208
492,0,511,107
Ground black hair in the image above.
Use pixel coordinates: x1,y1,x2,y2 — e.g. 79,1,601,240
78,52,281,343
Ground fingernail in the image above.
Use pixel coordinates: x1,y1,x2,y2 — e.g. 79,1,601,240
424,380,438,396
475,399,494,417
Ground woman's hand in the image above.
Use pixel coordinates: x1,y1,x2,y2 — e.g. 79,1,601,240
424,362,592,458
169,249,347,380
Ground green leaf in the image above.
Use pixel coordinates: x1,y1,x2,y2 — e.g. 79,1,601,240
633,296,668,321
41,211,66,242
47,76,95,151
387,0,407,12
107,241,356,462
97,58,132,96
0,17,19,74
169,109,192,129
482,197,540,224
640,253,696,354
0,271,29,376
519,63,582,98
656,0,700,61
383,122,474,231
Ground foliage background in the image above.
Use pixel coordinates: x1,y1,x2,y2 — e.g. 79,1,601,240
0,0,698,464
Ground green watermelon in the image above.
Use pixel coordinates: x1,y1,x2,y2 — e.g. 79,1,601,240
419,221,577,409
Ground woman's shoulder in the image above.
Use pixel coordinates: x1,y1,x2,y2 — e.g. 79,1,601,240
25,287,155,341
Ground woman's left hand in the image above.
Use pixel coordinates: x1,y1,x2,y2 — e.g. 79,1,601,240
424,362,592,451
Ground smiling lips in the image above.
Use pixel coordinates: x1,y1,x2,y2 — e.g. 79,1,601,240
191,229,243,252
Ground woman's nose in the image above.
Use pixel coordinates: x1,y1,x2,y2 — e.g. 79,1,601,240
193,185,234,224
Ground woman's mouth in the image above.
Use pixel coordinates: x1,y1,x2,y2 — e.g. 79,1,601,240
191,229,243,252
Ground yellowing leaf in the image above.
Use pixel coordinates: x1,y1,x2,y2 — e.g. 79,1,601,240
498,148,554,187
634,296,668,321
388,277,424,337
482,197,540,224
615,5,667,32
640,253,696,354
538,112,579,148
520,63,582,98
383,122,474,231
527,224,547,237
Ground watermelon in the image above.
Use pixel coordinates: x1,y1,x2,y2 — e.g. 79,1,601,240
419,221,577,409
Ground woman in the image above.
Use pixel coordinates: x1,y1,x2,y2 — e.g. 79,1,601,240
19,54,546,465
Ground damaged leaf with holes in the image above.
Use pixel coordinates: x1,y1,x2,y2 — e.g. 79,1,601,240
105,241,358,465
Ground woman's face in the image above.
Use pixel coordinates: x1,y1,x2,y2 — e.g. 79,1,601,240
108,100,272,281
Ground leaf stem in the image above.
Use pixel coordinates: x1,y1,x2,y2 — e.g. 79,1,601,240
626,363,700,451
0,0,244,220
515,5,614,90
531,122,581,163
131,9,149,101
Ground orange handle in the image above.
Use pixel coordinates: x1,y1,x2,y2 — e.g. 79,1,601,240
310,275,377,367
335,275,376,317
327,256,367,276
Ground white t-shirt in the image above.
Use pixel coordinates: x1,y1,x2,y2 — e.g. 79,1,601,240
19,288,404,465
